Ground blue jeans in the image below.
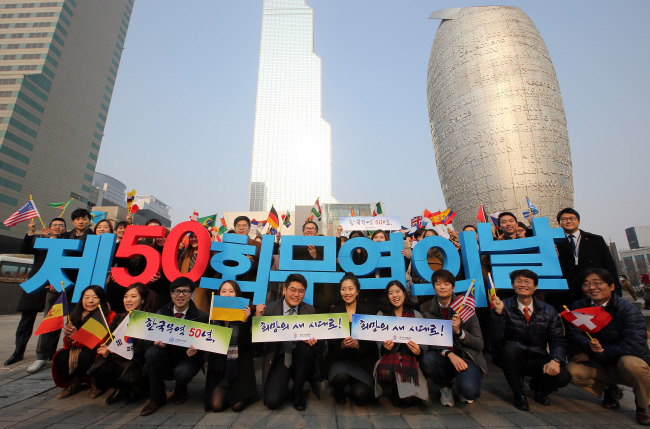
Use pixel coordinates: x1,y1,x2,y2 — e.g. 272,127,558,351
421,350,482,400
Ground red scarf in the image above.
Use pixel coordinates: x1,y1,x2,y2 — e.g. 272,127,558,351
376,307,419,385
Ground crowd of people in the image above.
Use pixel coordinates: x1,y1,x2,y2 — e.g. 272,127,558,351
3,207,650,425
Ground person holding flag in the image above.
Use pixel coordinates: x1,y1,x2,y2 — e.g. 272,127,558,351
90,283,157,405
566,268,650,426
420,270,487,407
490,269,571,411
52,285,116,399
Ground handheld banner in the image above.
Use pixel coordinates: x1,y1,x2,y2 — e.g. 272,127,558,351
339,216,401,231
350,314,452,347
125,310,232,354
251,313,350,343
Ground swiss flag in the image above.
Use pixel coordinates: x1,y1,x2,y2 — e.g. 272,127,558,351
561,306,612,334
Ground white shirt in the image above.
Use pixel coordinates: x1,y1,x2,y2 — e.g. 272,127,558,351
173,306,188,319
517,299,534,318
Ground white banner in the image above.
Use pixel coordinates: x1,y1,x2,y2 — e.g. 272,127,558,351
339,216,401,231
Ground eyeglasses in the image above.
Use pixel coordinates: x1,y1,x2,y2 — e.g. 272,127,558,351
560,216,578,222
303,227,317,231
172,289,192,296
582,280,608,288
286,287,305,295
513,280,535,286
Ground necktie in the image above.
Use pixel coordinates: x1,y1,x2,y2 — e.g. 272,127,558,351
175,312,183,318
523,307,531,324
284,307,297,366
569,234,577,255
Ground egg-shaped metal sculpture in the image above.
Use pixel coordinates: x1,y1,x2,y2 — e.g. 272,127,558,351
427,6,573,227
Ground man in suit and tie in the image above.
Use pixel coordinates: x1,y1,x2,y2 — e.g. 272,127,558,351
548,208,621,310
259,273,322,411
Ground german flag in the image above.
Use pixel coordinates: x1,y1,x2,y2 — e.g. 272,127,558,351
71,309,109,349
266,205,279,229
34,291,69,336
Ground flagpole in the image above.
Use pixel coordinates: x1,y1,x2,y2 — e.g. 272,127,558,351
29,195,46,228
60,198,74,217
60,281,70,325
457,280,475,313
97,304,114,342
563,305,594,340
210,292,215,321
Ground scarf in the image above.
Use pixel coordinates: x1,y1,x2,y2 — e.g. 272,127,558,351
376,307,419,385
68,310,97,374
213,320,240,379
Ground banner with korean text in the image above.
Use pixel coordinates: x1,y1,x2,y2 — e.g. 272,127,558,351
350,314,453,347
125,310,232,354
251,313,350,342
339,216,401,231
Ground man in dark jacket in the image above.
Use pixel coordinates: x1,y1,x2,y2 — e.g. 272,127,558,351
5,217,66,371
566,268,650,426
491,269,571,411
420,269,487,407
259,273,322,411
141,277,208,416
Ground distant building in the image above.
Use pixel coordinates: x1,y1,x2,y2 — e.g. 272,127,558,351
92,172,126,208
625,225,650,249
133,195,171,225
619,247,650,286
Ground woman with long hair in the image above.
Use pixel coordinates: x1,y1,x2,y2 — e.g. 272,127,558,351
205,280,257,412
52,285,115,399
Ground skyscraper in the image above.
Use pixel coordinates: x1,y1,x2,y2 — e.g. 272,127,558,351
0,0,133,245
427,7,573,228
249,0,336,212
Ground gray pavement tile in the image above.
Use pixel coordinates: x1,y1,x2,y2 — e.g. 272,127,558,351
196,411,239,426
402,415,445,428
230,412,273,428
163,411,205,426
94,409,141,426
129,411,175,426
502,411,550,426
437,413,481,427
41,425,85,429
58,411,107,425
263,413,303,427
11,409,77,428
469,413,518,427
337,415,374,428
303,398,336,415
369,415,407,428
529,411,593,426
305,414,337,427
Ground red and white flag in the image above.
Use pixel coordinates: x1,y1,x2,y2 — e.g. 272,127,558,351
561,306,612,334
450,282,476,323
3,200,40,227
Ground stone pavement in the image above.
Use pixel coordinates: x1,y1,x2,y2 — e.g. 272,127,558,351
0,314,643,429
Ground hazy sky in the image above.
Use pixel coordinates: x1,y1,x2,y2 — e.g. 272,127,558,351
96,0,650,250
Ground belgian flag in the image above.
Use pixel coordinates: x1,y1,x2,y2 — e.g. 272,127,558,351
34,290,69,336
71,309,109,349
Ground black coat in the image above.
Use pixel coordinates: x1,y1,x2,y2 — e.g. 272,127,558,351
152,300,208,365
568,294,650,366
324,302,378,377
490,296,567,361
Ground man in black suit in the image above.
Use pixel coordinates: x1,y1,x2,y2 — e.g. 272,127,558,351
260,273,321,411
549,208,621,310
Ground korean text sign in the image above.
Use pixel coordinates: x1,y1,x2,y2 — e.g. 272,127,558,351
251,313,350,342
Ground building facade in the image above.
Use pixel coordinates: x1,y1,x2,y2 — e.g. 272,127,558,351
0,0,133,246
132,194,171,223
626,225,650,250
92,172,126,207
248,0,336,213
427,6,573,228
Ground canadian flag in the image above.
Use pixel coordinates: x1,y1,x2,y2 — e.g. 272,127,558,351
561,306,612,334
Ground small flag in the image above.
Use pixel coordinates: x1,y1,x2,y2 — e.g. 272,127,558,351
267,206,279,229
107,314,133,360
350,207,355,217
424,209,443,226
282,210,291,227
525,196,539,216
71,310,109,349
489,212,502,229
487,272,497,311
561,306,612,334
309,197,321,220
189,210,199,222
210,295,248,322
441,209,456,226
48,200,72,211
218,217,228,235
450,284,476,323
411,216,422,229
269,226,277,235
126,189,136,213
476,204,486,223
90,211,107,224
197,214,217,229
34,290,69,336
3,200,40,228
375,202,383,216
251,219,267,229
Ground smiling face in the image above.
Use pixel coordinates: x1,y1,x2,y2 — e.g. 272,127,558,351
123,288,144,312
49,220,66,237
499,215,517,235
234,220,250,236
155,236,166,247
95,220,112,235
116,225,126,239
303,222,318,236
340,279,358,305
387,284,405,310
372,232,387,242
582,273,615,305
82,289,100,312
516,225,527,238
284,281,306,308
433,279,454,301
171,286,192,311
559,213,580,234
219,282,237,297
188,233,198,248
512,275,537,298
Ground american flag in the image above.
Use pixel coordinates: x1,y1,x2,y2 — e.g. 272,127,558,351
3,200,40,227
449,283,476,323
411,216,422,228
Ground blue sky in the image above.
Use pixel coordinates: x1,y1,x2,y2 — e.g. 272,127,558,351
96,0,650,249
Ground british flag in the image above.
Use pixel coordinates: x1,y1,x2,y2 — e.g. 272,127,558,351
450,285,476,323
3,200,40,228
411,216,422,229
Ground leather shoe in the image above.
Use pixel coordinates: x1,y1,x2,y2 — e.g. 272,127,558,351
602,385,622,410
88,380,105,399
533,391,551,406
141,400,161,416
105,389,126,405
57,377,81,399
513,394,530,411
637,406,650,426
4,352,23,366
293,395,306,411
172,388,188,405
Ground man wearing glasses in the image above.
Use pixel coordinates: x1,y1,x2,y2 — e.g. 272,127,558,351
141,277,208,416
259,273,321,411
551,208,621,310
294,221,323,260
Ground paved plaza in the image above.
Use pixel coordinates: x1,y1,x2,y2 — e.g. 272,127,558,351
0,313,644,429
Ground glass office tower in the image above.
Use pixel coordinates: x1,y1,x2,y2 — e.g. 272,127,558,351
249,0,336,212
